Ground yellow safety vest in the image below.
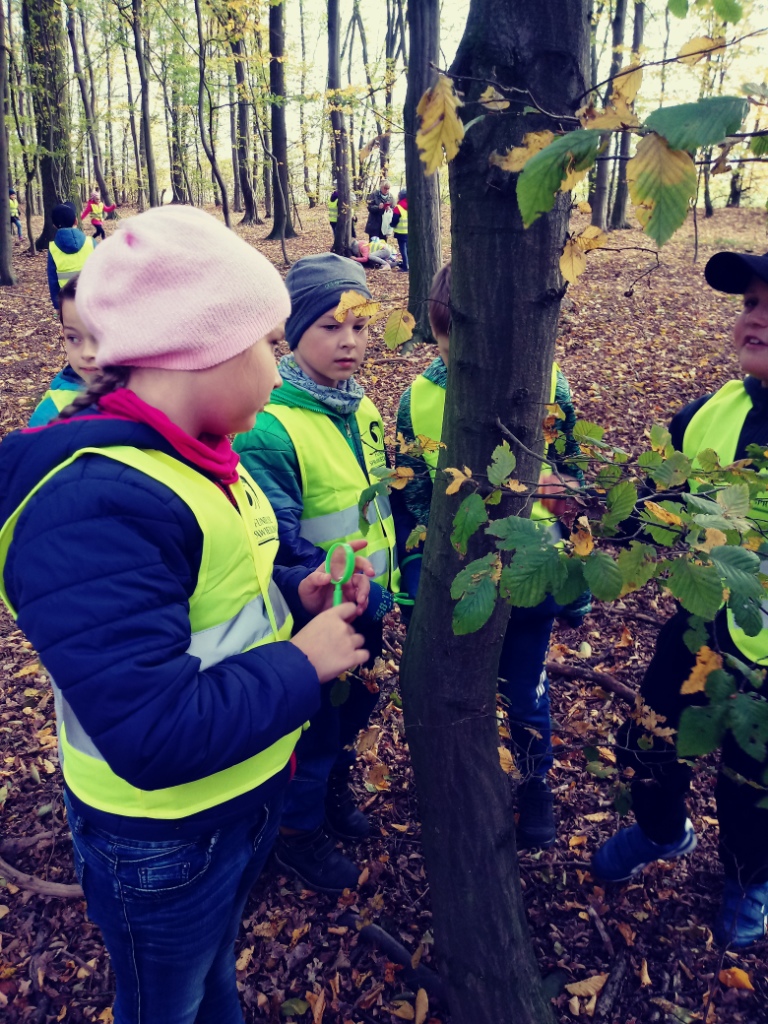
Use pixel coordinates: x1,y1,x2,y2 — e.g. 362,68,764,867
266,398,400,592
88,201,105,220
410,363,560,527
682,379,768,665
49,238,95,286
9,198,19,218
328,198,339,223
0,447,299,819
38,387,83,416
369,237,387,254
393,204,408,235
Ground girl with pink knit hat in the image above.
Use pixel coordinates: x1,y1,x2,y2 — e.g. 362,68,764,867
80,190,116,241
0,205,375,1024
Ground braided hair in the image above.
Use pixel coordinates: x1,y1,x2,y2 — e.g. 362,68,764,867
58,366,131,419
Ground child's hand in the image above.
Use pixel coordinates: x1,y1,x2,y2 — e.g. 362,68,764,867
290,604,370,682
538,472,580,517
298,539,374,617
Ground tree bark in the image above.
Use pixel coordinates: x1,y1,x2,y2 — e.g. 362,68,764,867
131,0,158,206
298,0,316,208
66,2,111,205
229,72,242,213
0,0,17,285
328,0,352,254
609,1,644,230
118,17,145,210
590,0,627,230
403,1,442,345
22,0,77,249
193,0,229,224
265,1,296,240
230,36,257,224
399,3,590,1022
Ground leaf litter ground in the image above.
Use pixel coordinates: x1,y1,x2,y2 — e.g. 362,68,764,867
0,207,766,1023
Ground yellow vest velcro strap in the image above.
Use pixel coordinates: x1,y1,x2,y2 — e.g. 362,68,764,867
187,583,290,670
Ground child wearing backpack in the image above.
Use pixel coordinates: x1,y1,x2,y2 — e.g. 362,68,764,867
592,249,768,949
394,263,588,849
234,253,399,894
0,206,372,1024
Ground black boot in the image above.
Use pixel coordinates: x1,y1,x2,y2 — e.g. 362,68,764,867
517,777,556,849
274,826,360,894
325,770,371,841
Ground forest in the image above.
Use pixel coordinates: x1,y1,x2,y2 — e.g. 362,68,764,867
1,0,768,1022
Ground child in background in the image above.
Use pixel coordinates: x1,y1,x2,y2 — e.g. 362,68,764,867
234,253,399,894
29,276,97,426
394,263,588,849
81,191,116,241
9,189,22,241
391,188,408,271
47,202,95,310
0,206,372,1024
592,249,768,949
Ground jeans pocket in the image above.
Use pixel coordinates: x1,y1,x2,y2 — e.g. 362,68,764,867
113,833,220,899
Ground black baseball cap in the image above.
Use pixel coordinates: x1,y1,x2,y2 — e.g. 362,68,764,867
705,250,768,294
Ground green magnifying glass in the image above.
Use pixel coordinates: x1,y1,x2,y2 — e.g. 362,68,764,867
325,541,356,606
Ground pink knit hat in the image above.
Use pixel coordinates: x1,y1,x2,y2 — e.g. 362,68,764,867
76,205,291,370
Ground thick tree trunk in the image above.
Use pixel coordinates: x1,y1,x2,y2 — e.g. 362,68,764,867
328,0,352,254
590,0,627,229
101,2,120,207
231,37,257,225
265,1,295,240
403,1,442,345
22,0,77,249
119,19,145,210
399,3,590,1022
66,3,111,205
609,1,644,230
0,0,16,285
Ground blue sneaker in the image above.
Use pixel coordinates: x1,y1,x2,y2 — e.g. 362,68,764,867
715,878,768,948
592,819,697,882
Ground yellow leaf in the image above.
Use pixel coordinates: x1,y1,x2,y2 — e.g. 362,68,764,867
611,63,643,105
577,200,592,213
639,958,652,987
719,967,754,992
616,626,633,648
0,905,9,920
365,762,391,791
235,946,254,971
560,238,588,283
697,527,728,552
678,35,726,66
569,835,587,848
506,479,527,493
416,75,465,175
388,1000,415,1020
389,466,415,491
560,164,589,192
568,995,581,1016
617,921,636,946
681,645,723,695
498,746,515,775
627,134,697,246
406,524,428,550
333,290,380,323
356,725,380,755
97,1011,114,1024
565,974,609,998
575,225,608,252
14,661,42,678
489,130,554,172
571,517,594,556
415,434,443,453
414,988,429,1024
383,309,416,350
444,466,472,496
478,85,509,111
644,500,683,527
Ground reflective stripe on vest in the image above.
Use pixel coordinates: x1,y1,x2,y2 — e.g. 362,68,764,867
328,198,339,223
682,379,768,665
49,238,95,286
0,447,300,819
266,398,400,591
394,204,408,234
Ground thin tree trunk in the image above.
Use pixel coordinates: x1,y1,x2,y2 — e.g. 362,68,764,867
119,18,145,210
265,1,295,240
102,5,120,208
400,1,590,1021
328,0,351,254
131,0,158,206
0,0,16,285
229,71,242,213
403,1,442,345
298,0,316,207
193,0,229,224
66,3,111,204
231,36,257,224
609,0,643,230
590,0,627,229
262,127,273,218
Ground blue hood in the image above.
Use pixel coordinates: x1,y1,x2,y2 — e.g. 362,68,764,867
52,226,88,254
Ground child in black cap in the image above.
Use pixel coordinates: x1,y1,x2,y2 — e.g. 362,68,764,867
592,249,768,949
47,203,94,310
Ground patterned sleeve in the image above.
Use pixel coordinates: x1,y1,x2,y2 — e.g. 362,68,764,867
550,369,584,486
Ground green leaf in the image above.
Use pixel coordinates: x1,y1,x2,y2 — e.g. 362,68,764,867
716,483,751,517
602,480,638,530
677,705,726,756
648,451,693,490
485,489,502,505
613,782,632,816
683,615,710,654
617,541,658,592
645,97,749,152
486,514,547,551
330,676,351,707
280,998,310,1017
452,575,497,635
500,546,567,607
665,559,724,619
451,553,497,599
705,669,736,704
667,0,688,15
710,545,764,600
358,481,388,535
712,0,743,22
516,129,603,227
551,555,588,606
684,492,723,516
595,464,623,490
627,133,697,247
405,524,427,551
487,441,517,486
729,593,764,638
573,419,605,445
582,550,623,601
729,693,768,762
695,448,721,472
640,500,686,546
451,493,488,556
638,450,663,470
586,761,616,779
749,134,768,157
650,423,672,450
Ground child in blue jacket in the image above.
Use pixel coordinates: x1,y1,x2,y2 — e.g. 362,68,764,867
0,207,372,1024
234,253,398,894
47,203,95,310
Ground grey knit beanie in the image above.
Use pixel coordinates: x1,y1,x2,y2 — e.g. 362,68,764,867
284,253,372,350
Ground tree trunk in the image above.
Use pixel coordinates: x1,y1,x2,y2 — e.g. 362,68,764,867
231,36,257,225
403,1,442,345
119,18,145,210
703,153,714,217
229,72,242,213
101,1,120,207
193,0,229,225
727,169,742,207
399,2,590,1022
590,0,627,230
263,127,273,218
0,0,16,285
298,0,316,208
609,1,644,230
66,3,111,205
131,0,158,206
22,0,77,249
265,1,295,240
328,0,352,254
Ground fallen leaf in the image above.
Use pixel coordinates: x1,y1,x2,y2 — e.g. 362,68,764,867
639,958,652,987
565,973,608,997
719,967,754,992
415,988,429,1024
680,646,722,695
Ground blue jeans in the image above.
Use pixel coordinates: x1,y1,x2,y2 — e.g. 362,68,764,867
498,597,561,780
66,791,282,1024
395,234,408,269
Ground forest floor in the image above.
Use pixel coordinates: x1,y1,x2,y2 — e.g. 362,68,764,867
0,203,767,1024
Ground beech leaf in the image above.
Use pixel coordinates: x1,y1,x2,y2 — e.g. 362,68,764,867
416,75,465,175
